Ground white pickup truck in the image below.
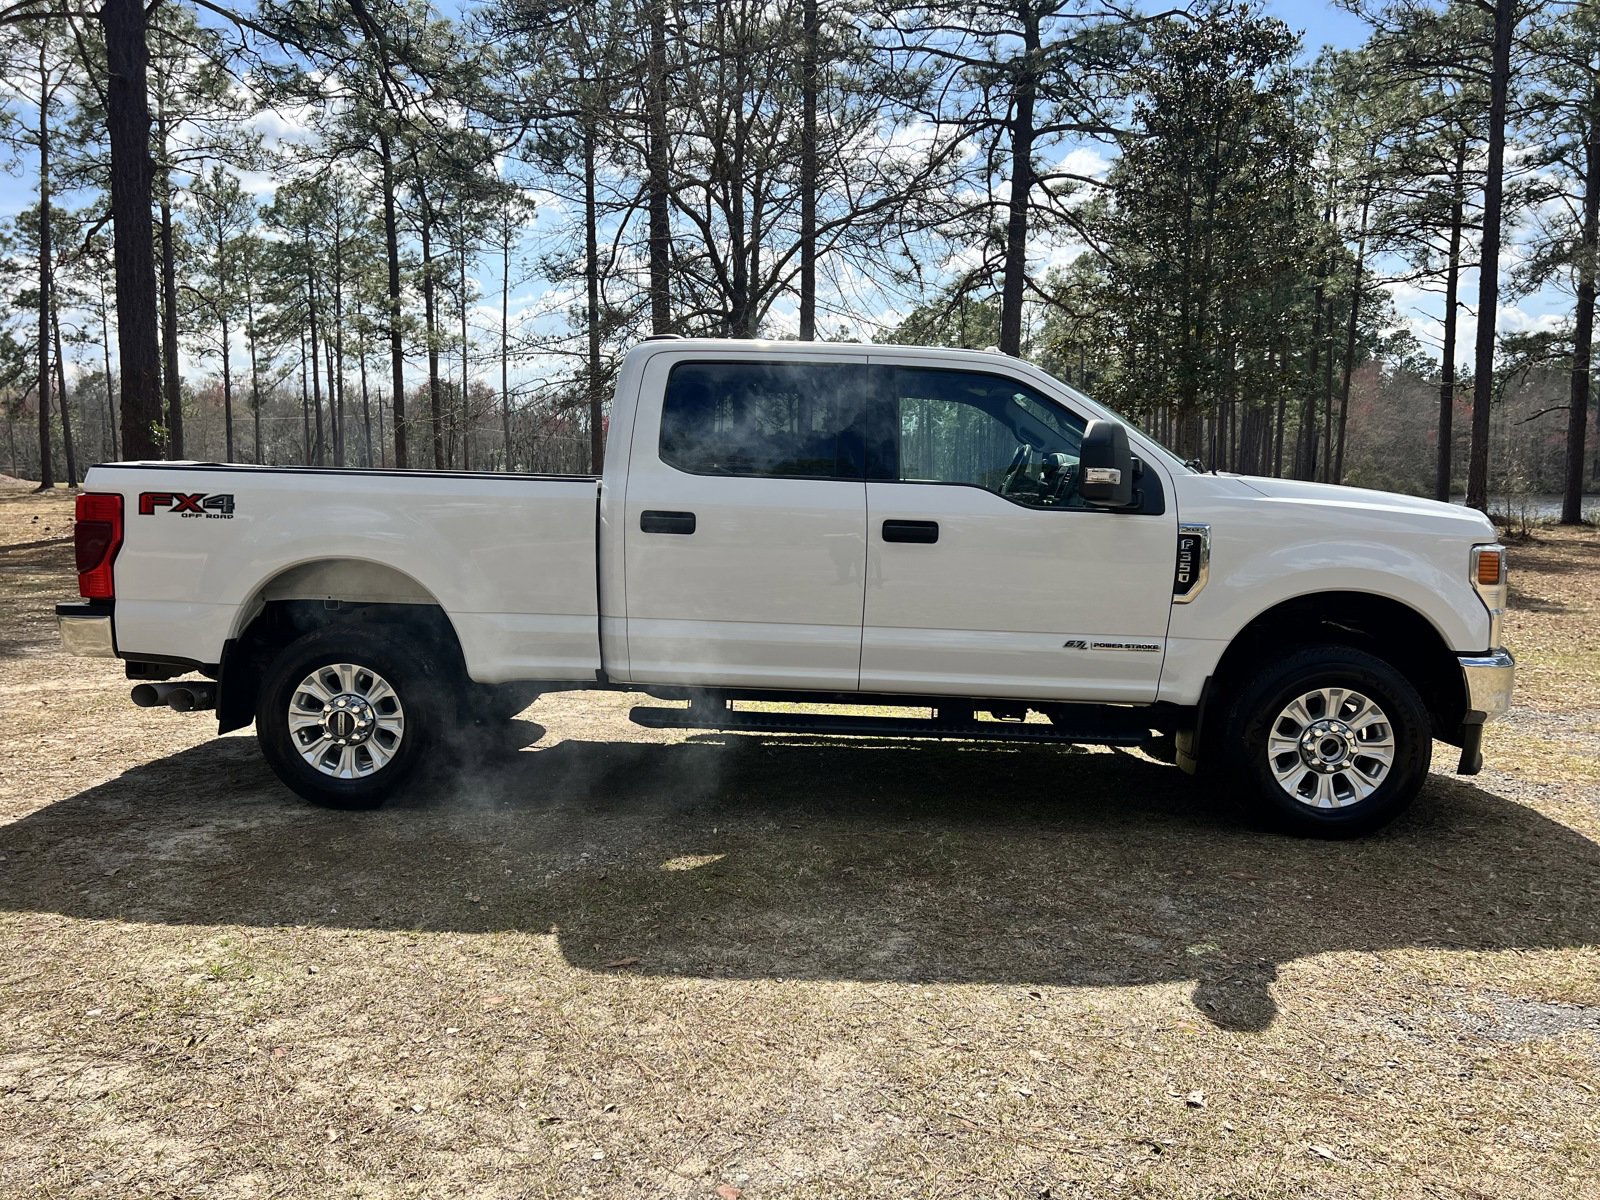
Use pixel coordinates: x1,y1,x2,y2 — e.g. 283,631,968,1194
57,338,1514,835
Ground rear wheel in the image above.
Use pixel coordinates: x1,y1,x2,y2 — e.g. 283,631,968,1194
1220,644,1431,837
256,625,448,808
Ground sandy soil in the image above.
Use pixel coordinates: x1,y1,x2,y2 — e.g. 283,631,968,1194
1,488,1597,1198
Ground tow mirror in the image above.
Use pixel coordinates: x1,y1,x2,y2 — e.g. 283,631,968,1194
1079,419,1136,509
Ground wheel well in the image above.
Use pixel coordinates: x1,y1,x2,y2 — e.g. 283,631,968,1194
1204,592,1467,746
217,599,469,735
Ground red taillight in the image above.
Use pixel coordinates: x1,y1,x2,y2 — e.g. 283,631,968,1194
75,492,123,599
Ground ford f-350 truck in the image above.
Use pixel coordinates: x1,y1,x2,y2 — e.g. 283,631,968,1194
56,339,1515,835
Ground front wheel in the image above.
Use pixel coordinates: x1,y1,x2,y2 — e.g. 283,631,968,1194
1220,644,1432,838
256,625,448,808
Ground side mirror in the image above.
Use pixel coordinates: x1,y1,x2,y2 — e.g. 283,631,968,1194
1079,419,1135,508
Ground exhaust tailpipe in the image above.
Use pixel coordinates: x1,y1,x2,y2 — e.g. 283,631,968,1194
131,682,218,712
168,683,216,712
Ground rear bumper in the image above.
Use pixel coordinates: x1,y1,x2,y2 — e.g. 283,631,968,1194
56,601,116,659
1454,647,1515,776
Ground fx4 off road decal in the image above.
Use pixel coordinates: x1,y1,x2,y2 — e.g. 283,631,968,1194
139,492,235,519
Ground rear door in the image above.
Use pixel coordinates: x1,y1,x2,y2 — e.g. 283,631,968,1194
620,355,874,689
862,360,1177,702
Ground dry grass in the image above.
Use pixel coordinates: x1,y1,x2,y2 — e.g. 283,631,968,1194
2,488,1598,1199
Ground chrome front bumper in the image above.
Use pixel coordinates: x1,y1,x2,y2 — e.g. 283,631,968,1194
56,602,116,659
1459,647,1515,723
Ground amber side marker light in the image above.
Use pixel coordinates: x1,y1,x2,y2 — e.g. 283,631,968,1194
1474,546,1506,587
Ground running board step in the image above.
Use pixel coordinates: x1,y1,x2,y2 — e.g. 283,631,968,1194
628,705,1152,745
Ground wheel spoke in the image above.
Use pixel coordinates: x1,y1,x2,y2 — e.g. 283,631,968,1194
1349,706,1388,735
1280,697,1314,731
298,731,332,765
1270,751,1303,782
365,738,394,770
1313,771,1339,808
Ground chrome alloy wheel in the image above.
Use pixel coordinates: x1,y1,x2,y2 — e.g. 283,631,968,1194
1265,686,1395,809
288,662,405,779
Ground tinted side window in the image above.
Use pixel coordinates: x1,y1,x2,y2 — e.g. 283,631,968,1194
660,361,879,479
894,368,1088,509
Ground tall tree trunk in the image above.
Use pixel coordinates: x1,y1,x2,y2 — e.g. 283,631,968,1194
379,134,408,468
584,120,604,473
998,9,1040,357
1318,292,1336,481
331,227,346,467
99,278,118,460
324,329,338,466
102,0,162,462
799,0,818,341
1335,188,1372,485
458,224,470,471
501,209,512,466
34,43,54,490
156,99,183,458
53,302,77,486
299,328,311,461
646,0,671,333
358,323,374,468
246,283,263,463
1272,339,1287,477
420,197,444,470
1298,276,1327,480
220,309,234,461
306,264,325,465
1436,141,1466,502
1467,0,1515,513
1561,79,1599,525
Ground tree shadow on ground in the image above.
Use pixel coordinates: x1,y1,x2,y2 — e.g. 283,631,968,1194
2,723,1597,1033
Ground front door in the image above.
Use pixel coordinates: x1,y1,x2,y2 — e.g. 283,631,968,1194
621,355,872,690
862,361,1177,703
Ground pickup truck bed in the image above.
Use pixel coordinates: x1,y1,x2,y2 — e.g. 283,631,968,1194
85,464,604,685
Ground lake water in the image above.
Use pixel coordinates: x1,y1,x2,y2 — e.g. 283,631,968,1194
1448,494,1600,522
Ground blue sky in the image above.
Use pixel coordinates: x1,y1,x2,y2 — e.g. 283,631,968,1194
0,1,1572,387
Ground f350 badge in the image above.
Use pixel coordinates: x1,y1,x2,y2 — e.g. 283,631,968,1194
139,492,235,519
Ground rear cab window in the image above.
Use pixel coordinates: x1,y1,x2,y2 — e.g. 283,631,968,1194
660,361,881,480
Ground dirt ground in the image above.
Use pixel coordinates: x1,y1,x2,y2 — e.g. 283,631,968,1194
1,487,1597,1200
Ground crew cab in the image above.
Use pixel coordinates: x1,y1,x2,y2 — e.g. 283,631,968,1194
56,339,1515,835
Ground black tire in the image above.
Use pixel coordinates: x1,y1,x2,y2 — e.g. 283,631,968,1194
1218,643,1432,838
256,624,450,809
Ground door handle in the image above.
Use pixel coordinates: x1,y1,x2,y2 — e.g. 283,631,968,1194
640,510,696,535
882,519,939,544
